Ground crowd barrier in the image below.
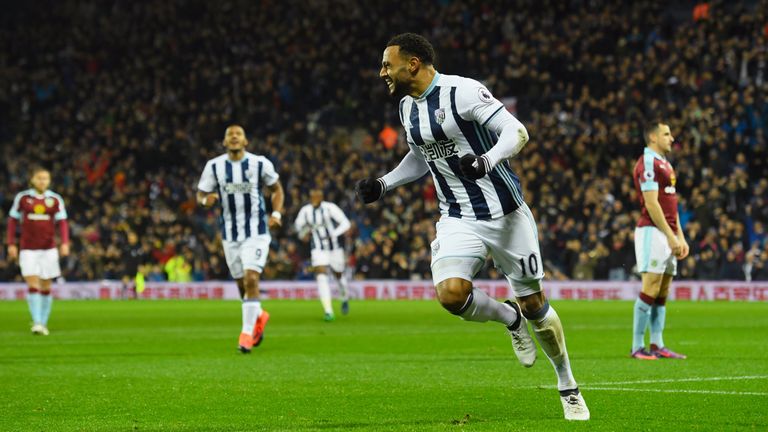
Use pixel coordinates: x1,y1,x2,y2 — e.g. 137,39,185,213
0,280,766,301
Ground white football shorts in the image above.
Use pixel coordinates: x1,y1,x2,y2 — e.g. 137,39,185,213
430,203,544,298
311,249,346,273
19,248,61,280
634,226,677,276
222,235,271,279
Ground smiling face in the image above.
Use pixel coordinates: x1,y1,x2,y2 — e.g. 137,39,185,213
223,125,248,152
379,46,415,99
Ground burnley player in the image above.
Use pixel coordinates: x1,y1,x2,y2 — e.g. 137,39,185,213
631,121,689,360
197,125,284,353
356,33,589,420
6,167,70,336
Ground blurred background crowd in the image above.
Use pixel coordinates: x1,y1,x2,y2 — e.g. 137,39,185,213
1,0,767,282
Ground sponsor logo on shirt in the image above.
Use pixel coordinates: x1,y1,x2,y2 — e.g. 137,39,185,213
418,139,459,161
664,186,676,194
222,183,253,194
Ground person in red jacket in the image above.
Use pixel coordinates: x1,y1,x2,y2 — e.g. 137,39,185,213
6,167,70,336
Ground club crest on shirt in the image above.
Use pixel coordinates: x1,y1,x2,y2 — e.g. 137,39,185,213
434,108,445,125
45,197,55,208
478,87,493,103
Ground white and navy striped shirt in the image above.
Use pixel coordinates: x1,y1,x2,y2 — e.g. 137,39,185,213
399,73,524,221
197,152,279,241
295,201,351,252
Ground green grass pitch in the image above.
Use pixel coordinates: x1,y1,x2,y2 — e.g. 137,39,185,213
1,300,767,431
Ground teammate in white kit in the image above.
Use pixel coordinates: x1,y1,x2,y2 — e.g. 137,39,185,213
295,188,351,321
356,33,589,420
197,125,285,354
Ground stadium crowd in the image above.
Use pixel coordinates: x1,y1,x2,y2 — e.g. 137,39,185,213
1,0,767,282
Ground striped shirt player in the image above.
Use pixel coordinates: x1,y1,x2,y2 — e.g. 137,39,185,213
198,151,279,277
630,121,689,360
379,72,544,295
6,167,70,335
295,200,351,273
357,34,589,420
295,190,352,320
196,124,285,354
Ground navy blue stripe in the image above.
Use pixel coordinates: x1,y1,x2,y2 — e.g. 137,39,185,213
312,208,324,250
444,155,491,220
241,159,252,238
481,106,504,127
411,99,460,217
257,161,266,235
398,99,406,125
211,163,226,240
321,207,334,251
428,88,490,220
450,88,519,215
479,124,526,204
225,161,238,240
427,161,461,218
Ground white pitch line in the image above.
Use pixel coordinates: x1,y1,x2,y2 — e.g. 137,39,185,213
584,375,768,386
583,387,768,396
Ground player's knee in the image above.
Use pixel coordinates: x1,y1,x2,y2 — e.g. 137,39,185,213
517,291,545,317
435,278,472,314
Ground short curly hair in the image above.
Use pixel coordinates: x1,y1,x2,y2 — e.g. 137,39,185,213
387,33,435,65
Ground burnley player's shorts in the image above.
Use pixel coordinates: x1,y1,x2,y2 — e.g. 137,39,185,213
19,248,61,280
310,249,345,273
430,203,544,298
222,235,271,279
634,226,677,276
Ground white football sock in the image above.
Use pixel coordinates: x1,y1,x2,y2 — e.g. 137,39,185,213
530,304,578,391
241,300,262,334
337,273,349,301
459,288,518,327
317,274,333,314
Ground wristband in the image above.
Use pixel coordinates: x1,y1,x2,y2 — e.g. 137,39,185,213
271,211,282,221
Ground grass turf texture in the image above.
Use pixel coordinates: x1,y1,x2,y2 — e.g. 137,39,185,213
1,300,767,431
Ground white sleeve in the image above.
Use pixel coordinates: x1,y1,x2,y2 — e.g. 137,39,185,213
8,192,23,219
455,81,530,168
294,207,308,234
380,143,430,191
53,193,68,221
455,80,508,128
328,204,351,237
480,110,529,168
260,158,280,186
197,161,217,193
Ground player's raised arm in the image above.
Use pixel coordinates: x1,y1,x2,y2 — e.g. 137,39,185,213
457,84,529,180
355,143,429,204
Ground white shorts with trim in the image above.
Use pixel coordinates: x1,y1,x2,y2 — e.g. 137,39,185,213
430,204,544,298
20,248,61,279
634,226,677,276
311,249,346,273
222,235,271,279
